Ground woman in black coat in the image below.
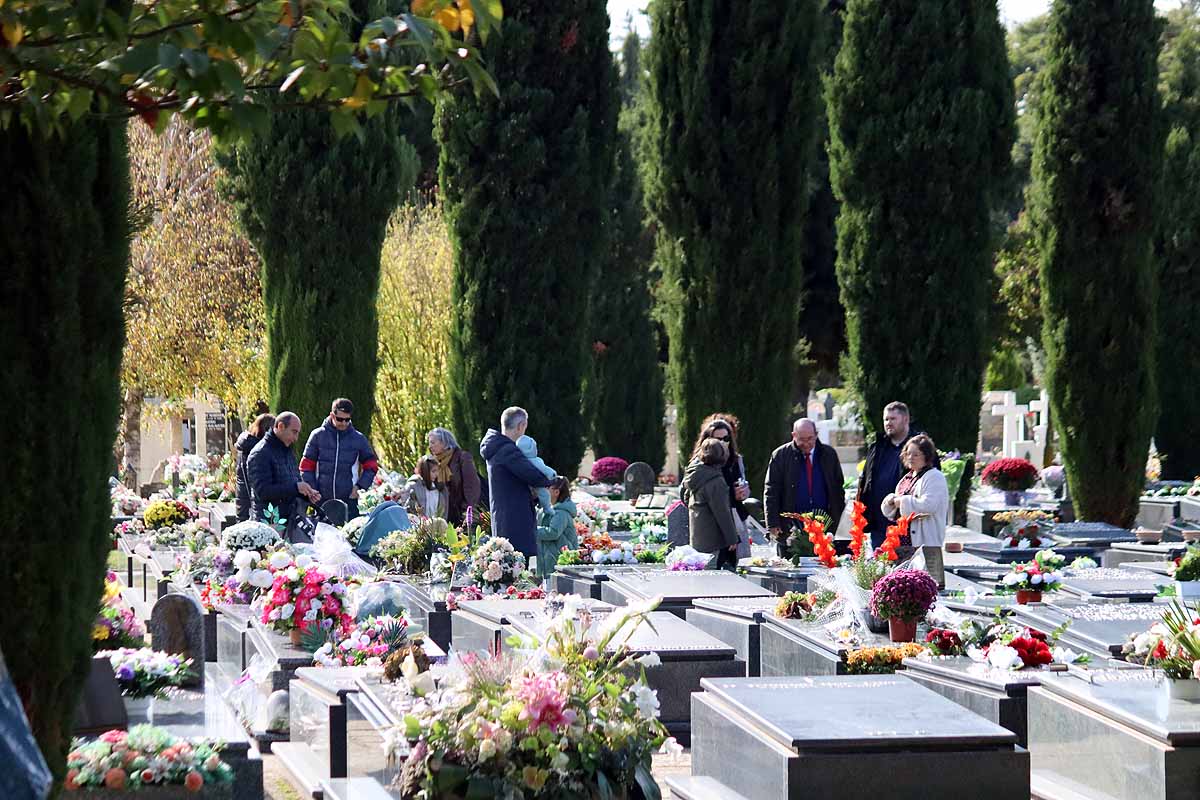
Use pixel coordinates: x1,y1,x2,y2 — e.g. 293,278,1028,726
234,413,274,521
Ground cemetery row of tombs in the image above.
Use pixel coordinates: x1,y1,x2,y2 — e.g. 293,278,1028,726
85,468,1200,800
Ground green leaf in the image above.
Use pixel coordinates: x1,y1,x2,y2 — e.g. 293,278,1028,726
597,770,614,800
465,778,493,800
470,0,503,44
435,764,468,791
157,43,182,71
634,762,662,800
65,89,92,122
180,48,210,77
120,40,161,75
404,714,421,738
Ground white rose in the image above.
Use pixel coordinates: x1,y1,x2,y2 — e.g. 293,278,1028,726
1002,573,1022,587
986,645,1024,671
234,550,256,570
303,608,318,621
296,554,314,570
285,567,300,582
1030,573,1043,585
478,738,497,762
630,684,660,719
270,552,292,570
248,569,274,589
636,652,662,668
280,603,295,620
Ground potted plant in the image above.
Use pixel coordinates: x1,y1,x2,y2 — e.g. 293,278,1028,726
1123,600,1200,701
1173,547,1200,599
980,457,1040,506
257,552,355,647
868,568,939,642
1000,561,1062,604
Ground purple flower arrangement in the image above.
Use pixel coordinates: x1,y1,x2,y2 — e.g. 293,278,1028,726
591,456,630,484
869,568,939,623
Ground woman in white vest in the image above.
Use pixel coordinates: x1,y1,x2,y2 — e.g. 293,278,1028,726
880,434,948,546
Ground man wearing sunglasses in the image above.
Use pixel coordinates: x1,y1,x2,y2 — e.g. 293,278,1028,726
300,398,380,519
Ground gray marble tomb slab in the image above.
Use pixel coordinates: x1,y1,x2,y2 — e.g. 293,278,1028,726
286,666,367,781
1028,669,1200,800
600,570,773,618
1104,540,1190,568
1013,603,1168,659
1058,567,1166,602
758,616,893,677
691,675,1028,800
1137,497,1183,530
1180,495,1200,522
686,597,779,677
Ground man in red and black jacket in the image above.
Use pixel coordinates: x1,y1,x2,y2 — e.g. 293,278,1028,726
300,398,379,519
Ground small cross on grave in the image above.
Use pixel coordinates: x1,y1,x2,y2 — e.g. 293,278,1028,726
990,392,1029,459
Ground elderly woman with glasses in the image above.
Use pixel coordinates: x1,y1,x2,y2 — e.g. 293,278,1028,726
425,427,482,526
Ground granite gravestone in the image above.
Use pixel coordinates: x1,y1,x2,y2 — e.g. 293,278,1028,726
149,593,205,687
691,675,1028,799
1014,602,1168,658
623,462,656,501
666,502,689,548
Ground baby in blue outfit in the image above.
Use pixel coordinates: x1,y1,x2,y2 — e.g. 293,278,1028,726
517,435,557,516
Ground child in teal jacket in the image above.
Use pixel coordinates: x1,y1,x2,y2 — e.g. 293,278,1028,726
536,477,577,581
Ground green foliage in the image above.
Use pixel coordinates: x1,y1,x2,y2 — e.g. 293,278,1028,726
984,347,1026,391
0,119,129,787
0,0,502,139
584,31,665,473
829,0,1015,453
645,0,826,477
221,93,420,440
1031,0,1164,525
1156,10,1200,480
440,0,617,472
372,200,455,472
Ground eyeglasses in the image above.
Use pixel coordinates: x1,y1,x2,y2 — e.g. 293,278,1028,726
333,415,351,423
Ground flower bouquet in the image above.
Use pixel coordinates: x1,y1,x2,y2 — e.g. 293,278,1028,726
394,597,667,799
93,573,146,651
967,623,1055,671
313,614,415,668
220,520,280,552
845,643,924,675
372,517,446,575
591,456,629,484
361,469,406,513
150,519,215,551
258,552,355,644
666,547,711,571
111,484,147,517
342,515,369,548
994,509,1054,548
868,568,939,642
1124,600,1200,699
635,544,669,564
782,511,837,568
1172,547,1200,599
66,724,233,793
143,499,197,531
981,457,1039,504
1000,561,1062,603
101,648,193,698
924,628,966,656
113,519,146,540
775,589,837,622
469,537,528,592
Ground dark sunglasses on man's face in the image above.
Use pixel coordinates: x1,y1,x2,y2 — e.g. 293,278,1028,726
333,415,351,423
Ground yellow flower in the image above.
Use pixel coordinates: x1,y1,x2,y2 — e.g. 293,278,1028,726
342,74,373,109
93,625,110,641
435,7,461,32
522,767,548,791
1,20,24,47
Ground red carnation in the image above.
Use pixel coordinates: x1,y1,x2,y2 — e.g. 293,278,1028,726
1009,636,1053,667
981,458,1039,491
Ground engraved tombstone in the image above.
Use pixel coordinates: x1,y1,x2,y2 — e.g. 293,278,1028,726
149,594,204,688
666,502,690,548
623,462,656,501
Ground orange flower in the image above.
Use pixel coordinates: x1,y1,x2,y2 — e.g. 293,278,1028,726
185,772,204,792
848,500,868,560
104,768,127,790
803,516,837,569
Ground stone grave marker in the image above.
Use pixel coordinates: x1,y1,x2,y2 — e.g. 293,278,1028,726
692,675,1028,799
601,570,773,617
1014,602,1168,658
150,593,205,687
666,502,689,548
622,462,656,501
1056,566,1166,602
1029,669,1200,800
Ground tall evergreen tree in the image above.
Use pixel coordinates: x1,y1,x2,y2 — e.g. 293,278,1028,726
1155,12,1200,480
440,0,617,471
1030,0,1163,524
645,0,826,477
582,29,665,471
0,120,128,784
220,1,419,442
828,0,1014,452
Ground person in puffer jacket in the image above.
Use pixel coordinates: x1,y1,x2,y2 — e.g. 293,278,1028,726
299,398,379,519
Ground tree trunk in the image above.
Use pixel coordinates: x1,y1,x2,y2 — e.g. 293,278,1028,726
121,387,143,490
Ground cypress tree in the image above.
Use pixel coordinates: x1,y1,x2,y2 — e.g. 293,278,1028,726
0,120,128,782
1155,15,1200,480
1030,0,1163,524
221,0,418,442
440,0,617,471
645,0,825,477
828,0,1014,453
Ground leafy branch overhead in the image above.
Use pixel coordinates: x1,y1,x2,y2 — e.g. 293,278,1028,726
0,0,501,139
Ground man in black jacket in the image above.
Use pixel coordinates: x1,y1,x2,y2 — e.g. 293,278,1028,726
856,401,937,547
764,419,846,556
247,412,320,522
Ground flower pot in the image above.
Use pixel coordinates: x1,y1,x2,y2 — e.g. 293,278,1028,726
1176,581,1200,600
1168,678,1200,702
944,542,963,553
1183,530,1200,544
1135,528,1163,545
1016,589,1042,605
887,617,917,643
867,613,889,634
1003,490,1024,507
289,628,304,647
